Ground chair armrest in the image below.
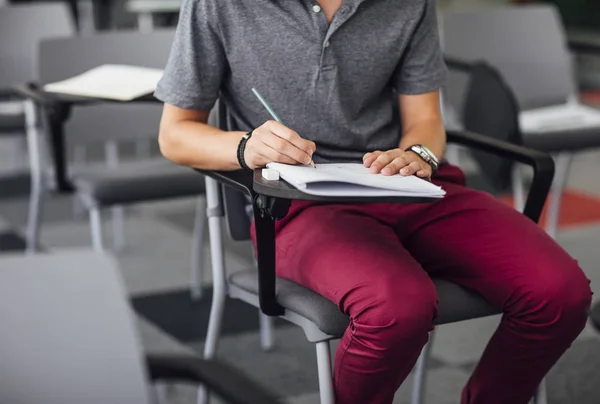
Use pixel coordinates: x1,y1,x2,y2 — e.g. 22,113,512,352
10,83,56,106
589,301,600,332
447,130,555,223
146,354,281,404
198,169,254,196
444,55,475,73
0,87,20,100
568,38,600,55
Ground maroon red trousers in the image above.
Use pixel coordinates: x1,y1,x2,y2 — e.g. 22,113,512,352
251,163,591,404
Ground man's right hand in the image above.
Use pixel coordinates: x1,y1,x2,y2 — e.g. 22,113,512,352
243,120,316,169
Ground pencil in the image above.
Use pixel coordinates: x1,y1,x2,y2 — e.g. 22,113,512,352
251,87,316,168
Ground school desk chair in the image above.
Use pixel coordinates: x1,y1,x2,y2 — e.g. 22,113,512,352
0,3,73,173
590,301,600,332
124,0,181,32
195,85,554,403
441,4,600,240
0,249,280,404
22,30,206,299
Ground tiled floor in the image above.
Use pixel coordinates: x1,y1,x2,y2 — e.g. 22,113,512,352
1,147,600,404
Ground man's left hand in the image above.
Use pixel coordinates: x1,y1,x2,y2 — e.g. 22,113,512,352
363,148,432,179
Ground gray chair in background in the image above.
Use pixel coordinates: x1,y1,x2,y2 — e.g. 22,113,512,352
198,99,554,404
124,0,181,32
26,30,206,299
441,4,600,239
0,3,74,173
0,249,280,404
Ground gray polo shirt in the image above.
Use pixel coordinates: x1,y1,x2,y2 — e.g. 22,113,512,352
154,0,447,163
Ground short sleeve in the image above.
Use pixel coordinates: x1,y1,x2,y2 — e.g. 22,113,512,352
154,0,226,110
393,0,447,94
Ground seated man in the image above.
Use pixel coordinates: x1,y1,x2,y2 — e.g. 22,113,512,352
154,0,592,403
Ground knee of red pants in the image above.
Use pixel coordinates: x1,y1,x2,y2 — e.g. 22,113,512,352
345,278,439,356
507,261,592,338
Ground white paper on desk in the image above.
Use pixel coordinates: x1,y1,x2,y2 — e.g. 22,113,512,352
43,64,164,101
519,103,600,133
266,163,446,198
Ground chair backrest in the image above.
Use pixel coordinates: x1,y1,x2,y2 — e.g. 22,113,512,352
441,4,575,113
38,30,175,144
0,250,151,404
208,100,253,241
0,3,75,88
462,61,523,192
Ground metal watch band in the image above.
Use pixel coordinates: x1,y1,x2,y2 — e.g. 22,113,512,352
405,144,439,174
236,131,253,170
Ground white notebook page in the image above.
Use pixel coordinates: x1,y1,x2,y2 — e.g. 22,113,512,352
267,163,445,197
44,64,164,101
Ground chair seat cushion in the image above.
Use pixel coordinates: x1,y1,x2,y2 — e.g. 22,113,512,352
520,104,600,152
229,270,500,338
590,302,600,332
71,158,204,207
0,113,25,133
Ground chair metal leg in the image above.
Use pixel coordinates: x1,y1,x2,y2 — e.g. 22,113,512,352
259,313,275,351
138,12,154,32
190,196,207,300
252,256,276,351
511,164,526,213
26,177,45,253
111,206,126,252
545,153,573,240
76,0,96,33
89,207,104,251
154,382,169,404
24,100,45,253
316,341,335,404
198,178,227,404
411,330,436,404
104,140,127,251
532,379,547,404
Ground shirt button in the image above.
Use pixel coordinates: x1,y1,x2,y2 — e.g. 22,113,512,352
324,41,330,48
312,4,321,13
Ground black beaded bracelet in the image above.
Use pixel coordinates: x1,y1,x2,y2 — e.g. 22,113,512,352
236,131,253,170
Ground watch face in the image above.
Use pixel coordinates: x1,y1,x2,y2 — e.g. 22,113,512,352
420,145,439,164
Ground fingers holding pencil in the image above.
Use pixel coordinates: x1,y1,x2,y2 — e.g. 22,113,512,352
243,120,316,169
250,87,316,169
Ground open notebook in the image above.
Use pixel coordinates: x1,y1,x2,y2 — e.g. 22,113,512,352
266,163,446,198
43,64,164,101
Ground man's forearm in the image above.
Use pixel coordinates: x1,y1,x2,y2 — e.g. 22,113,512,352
398,118,447,161
159,119,246,171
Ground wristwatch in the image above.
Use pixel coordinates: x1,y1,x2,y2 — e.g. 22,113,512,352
236,131,253,170
405,144,439,175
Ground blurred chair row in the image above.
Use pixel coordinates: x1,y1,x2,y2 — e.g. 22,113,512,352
441,4,600,239
0,3,206,299
4,0,181,32
0,249,281,404
1,2,599,404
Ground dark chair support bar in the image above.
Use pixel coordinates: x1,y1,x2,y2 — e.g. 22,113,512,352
568,39,600,55
444,55,476,73
196,168,286,316
253,205,286,316
11,83,55,105
447,130,555,223
146,354,281,404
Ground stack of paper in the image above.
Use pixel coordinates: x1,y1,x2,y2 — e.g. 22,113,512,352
43,64,164,101
519,102,600,133
267,163,446,198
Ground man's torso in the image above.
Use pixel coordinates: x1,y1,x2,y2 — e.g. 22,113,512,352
211,0,430,162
